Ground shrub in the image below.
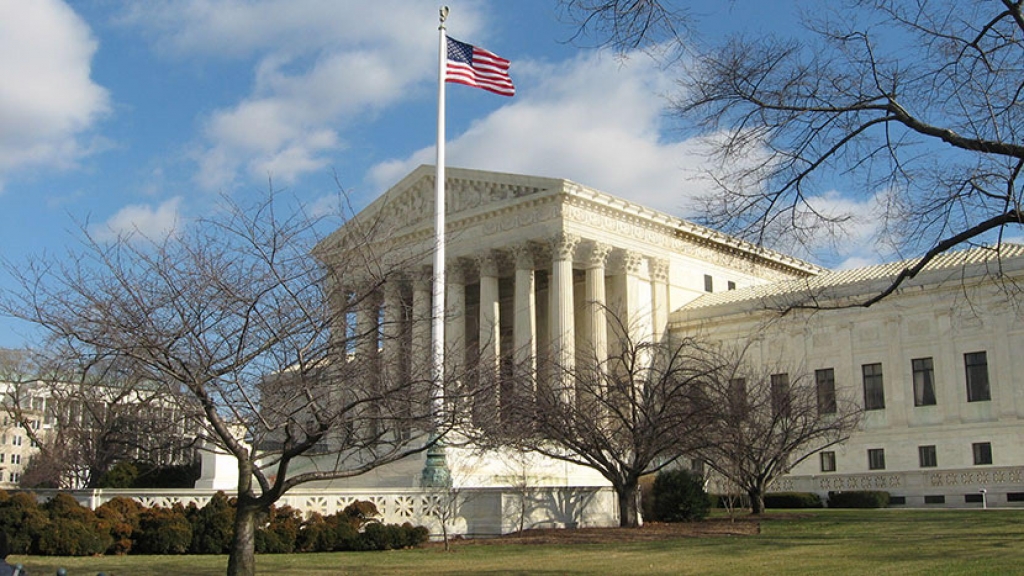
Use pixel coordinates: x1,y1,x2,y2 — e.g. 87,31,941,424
96,497,144,554
828,491,891,508
36,518,112,556
652,469,710,522
96,462,140,488
255,505,302,554
135,507,192,554
189,491,235,554
0,492,48,554
360,522,429,550
764,492,824,509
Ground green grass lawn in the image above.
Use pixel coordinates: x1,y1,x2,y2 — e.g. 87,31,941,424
13,508,1024,575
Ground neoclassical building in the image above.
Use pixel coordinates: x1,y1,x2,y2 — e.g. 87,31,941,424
313,165,1024,509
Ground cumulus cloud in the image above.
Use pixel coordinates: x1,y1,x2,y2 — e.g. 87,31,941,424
119,0,487,190
369,49,712,217
0,0,109,182
92,197,183,243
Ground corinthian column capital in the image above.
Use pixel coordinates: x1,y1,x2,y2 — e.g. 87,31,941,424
549,232,580,262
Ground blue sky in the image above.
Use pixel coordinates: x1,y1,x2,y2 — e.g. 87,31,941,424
0,0,860,349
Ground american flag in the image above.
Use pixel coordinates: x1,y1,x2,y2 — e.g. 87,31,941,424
446,36,515,97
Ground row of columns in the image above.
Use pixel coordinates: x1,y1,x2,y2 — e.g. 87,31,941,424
343,234,671,410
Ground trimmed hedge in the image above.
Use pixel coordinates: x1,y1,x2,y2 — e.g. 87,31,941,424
0,490,429,556
827,491,891,508
764,492,824,509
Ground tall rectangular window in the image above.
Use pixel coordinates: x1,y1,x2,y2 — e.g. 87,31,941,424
727,281,737,291
868,448,886,470
973,442,993,465
820,451,836,472
862,363,885,410
703,274,714,293
729,378,747,417
770,373,791,418
816,368,837,414
919,445,937,468
912,357,937,406
965,352,990,402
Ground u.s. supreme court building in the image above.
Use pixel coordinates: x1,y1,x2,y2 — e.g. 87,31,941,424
214,165,1024,529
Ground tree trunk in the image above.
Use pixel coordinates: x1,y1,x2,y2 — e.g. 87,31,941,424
617,481,643,528
749,488,765,515
226,502,260,576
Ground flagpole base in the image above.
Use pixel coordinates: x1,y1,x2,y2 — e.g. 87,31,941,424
420,440,451,488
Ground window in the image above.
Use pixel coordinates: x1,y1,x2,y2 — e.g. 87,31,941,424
770,373,791,417
703,274,714,293
973,442,993,465
0,454,5,463
816,368,837,414
11,454,20,465
889,496,906,505
820,451,836,472
690,459,705,474
729,378,747,414
924,495,946,504
919,445,937,468
1007,493,1024,502
862,363,885,410
12,436,21,447
727,281,736,291
965,494,984,503
912,357,937,406
9,472,18,483
965,352,990,402
868,448,886,470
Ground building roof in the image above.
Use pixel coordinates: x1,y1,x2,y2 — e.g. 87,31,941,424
677,244,1024,318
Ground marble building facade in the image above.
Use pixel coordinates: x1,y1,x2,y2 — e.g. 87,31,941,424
311,165,1024,509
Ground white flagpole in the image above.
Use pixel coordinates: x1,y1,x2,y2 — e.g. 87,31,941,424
422,5,450,487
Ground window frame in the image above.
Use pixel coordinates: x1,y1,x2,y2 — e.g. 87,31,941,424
862,362,885,410
912,357,937,407
972,442,993,465
868,448,886,470
770,373,791,418
703,274,714,293
965,351,991,402
815,368,837,415
820,451,836,472
918,445,938,468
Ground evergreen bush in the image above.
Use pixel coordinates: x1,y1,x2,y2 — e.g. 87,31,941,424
135,506,192,554
36,518,112,556
652,469,710,522
0,491,47,554
827,491,891,508
188,491,235,554
764,492,824,509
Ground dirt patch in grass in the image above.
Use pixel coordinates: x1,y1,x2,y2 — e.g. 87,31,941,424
434,518,760,548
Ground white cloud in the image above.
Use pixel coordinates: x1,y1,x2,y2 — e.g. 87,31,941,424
369,49,712,217
92,197,183,243
0,0,109,181
119,1,487,190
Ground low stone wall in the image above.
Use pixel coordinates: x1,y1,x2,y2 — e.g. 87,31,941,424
774,465,1024,508
28,486,619,538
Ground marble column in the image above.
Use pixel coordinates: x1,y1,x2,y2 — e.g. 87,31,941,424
354,288,380,359
411,267,433,384
445,263,467,385
381,278,406,392
584,242,612,369
513,244,537,388
649,258,669,342
478,254,502,387
621,250,651,345
550,233,580,402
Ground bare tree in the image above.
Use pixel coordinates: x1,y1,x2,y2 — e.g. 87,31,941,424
565,1,1024,305
690,362,862,514
494,314,722,528
2,351,195,489
1,194,449,576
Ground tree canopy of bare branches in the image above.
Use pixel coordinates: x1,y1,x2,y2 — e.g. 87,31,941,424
1,194,446,576
494,315,722,528
690,363,862,514
566,0,1024,305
